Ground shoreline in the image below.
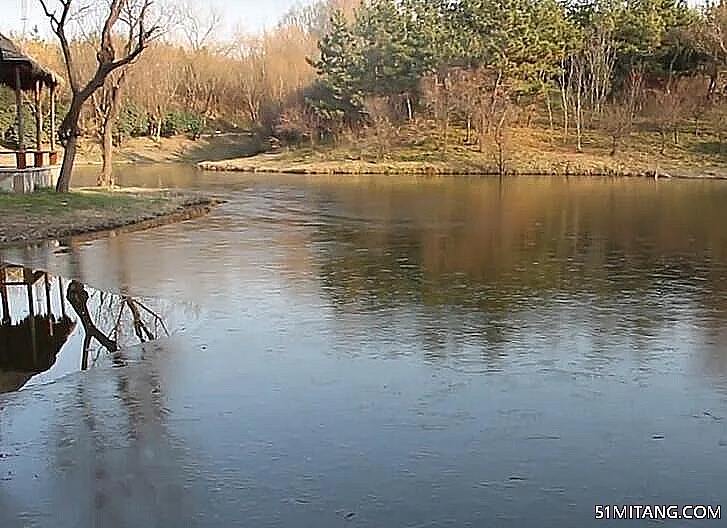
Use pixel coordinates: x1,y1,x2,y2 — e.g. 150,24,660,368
57,132,727,180
196,156,727,180
0,188,220,248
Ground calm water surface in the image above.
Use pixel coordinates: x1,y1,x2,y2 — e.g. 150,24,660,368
1,165,727,527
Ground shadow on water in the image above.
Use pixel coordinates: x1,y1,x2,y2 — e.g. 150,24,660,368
0,261,197,393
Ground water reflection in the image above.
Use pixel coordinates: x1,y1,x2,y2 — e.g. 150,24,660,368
3,173,727,526
0,261,196,392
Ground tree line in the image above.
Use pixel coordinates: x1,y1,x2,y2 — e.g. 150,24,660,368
301,0,727,163
7,0,727,189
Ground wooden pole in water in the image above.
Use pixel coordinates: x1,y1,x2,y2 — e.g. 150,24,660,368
58,276,66,317
24,268,37,366
44,272,53,336
0,267,9,324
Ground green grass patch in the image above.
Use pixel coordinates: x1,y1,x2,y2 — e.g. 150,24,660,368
0,189,163,215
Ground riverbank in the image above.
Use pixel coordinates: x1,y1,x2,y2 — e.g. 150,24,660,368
0,188,217,246
197,125,727,179
74,133,263,165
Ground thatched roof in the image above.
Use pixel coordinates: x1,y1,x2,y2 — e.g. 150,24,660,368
0,33,60,90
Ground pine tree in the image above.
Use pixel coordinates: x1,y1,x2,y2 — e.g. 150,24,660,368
306,10,365,137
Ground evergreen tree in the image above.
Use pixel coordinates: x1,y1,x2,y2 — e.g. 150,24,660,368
354,0,437,119
306,10,365,136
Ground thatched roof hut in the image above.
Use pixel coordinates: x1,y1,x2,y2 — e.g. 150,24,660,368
0,33,60,90
0,33,60,168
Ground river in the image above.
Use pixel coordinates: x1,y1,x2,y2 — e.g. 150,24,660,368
1,165,726,526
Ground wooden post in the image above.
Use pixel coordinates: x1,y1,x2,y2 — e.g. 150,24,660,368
35,81,42,151
0,267,10,325
15,65,25,169
44,272,53,336
44,273,52,314
24,268,37,366
49,83,56,151
58,276,66,318
34,81,43,167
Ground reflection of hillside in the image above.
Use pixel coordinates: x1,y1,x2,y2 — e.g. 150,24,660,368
310,178,727,313
304,178,727,376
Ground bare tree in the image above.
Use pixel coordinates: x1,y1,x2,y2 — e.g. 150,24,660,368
421,71,453,153
448,67,482,144
645,77,694,153
583,25,616,120
602,69,644,156
645,83,684,155
93,2,158,187
91,69,126,187
38,0,160,192
684,77,713,137
566,56,586,152
363,96,395,160
491,96,511,177
178,0,223,52
712,96,727,153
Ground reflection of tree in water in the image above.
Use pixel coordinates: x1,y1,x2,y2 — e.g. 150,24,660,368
48,328,191,525
0,260,180,394
0,262,192,521
66,280,170,371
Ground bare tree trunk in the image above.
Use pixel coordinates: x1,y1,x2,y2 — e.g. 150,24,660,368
443,99,450,153
100,119,114,187
56,135,78,192
495,107,509,177
479,103,487,153
560,61,569,144
487,70,503,134
155,113,162,142
55,97,86,193
575,64,583,153
97,75,126,187
546,89,553,132
67,280,118,353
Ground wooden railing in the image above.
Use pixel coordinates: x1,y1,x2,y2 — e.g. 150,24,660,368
0,150,59,169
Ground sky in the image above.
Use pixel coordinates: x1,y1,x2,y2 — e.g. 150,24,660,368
0,0,708,41
0,0,315,38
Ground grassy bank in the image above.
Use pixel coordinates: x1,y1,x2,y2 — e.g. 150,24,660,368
0,188,217,246
197,122,727,179
75,133,263,165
